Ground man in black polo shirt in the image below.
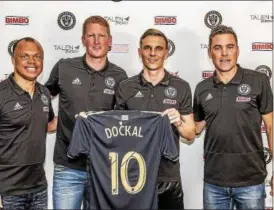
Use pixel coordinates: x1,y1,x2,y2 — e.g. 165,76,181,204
115,28,195,209
194,25,273,209
45,15,127,209
0,37,56,209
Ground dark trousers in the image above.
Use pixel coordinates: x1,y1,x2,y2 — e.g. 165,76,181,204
158,181,184,209
1,188,47,210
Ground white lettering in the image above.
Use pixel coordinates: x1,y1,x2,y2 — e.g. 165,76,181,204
105,125,143,139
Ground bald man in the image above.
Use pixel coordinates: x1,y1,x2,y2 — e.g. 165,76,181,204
0,37,57,209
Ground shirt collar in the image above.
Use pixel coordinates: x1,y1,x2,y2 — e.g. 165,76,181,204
8,73,42,95
139,69,170,86
213,64,244,86
82,54,109,75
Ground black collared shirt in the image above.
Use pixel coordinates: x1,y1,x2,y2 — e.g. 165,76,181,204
0,74,54,195
115,70,193,181
194,64,273,187
45,56,128,171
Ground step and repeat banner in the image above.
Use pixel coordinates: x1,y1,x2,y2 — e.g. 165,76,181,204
1,1,273,209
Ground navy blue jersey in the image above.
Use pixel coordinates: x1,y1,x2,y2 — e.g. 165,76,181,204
68,110,178,209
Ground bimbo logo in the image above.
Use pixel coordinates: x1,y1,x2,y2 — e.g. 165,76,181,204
154,16,177,25
110,44,129,53
5,16,29,25
252,42,273,51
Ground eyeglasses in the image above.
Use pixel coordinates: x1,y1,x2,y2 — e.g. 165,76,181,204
15,54,43,61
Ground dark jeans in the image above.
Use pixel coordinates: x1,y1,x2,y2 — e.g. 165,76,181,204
2,187,47,210
158,181,184,209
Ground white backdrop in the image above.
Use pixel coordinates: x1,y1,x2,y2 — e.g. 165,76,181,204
1,1,273,209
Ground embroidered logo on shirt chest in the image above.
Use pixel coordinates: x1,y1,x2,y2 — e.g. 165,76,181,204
164,86,177,98
237,84,251,95
105,77,115,89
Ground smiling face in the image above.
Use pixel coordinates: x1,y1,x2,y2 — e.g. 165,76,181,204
82,23,112,59
138,35,168,72
208,33,239,73
12,40,43,81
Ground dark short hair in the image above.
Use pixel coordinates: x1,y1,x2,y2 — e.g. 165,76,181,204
12,37,43,56
208,25,238,48
82,15,110,36
139,28,168,49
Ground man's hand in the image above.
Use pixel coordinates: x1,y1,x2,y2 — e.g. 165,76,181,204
162,108,182,127
75,111,88,119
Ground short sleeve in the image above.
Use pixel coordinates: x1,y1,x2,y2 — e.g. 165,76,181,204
178,83,193,115
159,115,179,162
115,81,127,110
44,59,61,96
193,85,205,122
259,75,273,114
67,116,91,158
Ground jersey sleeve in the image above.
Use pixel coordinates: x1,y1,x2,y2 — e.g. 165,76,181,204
44,59,61,97
115,81,127,110
67,116,91,158
193,84,205,122
159,115,179,162
259,74,273,114
178,82,193,115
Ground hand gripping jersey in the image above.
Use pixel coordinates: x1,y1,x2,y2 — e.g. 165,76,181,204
68,110,179,209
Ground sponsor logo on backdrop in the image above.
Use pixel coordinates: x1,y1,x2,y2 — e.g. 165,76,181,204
5,16,29,25
154,16,177,25
109,44,129,53
0,74,9,82
204,10,222,29
250,14,273,23
104,16,129,25
202,71,214,79
252,42,273,51
200,43,209,49
8,39,18,56
168,39,175,57
255,65,272,79
263,147,272,164
57,11,76,30
53,45,80,53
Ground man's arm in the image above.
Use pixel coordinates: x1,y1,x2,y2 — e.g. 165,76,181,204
262,112,273,153
162,109,195,141
44,59,61,97
195,120,206,135
262,112,273,196
115,81,127,110
47,116,58,133
178,113,196,141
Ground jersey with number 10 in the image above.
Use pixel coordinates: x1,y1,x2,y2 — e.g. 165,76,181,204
68,110,178,209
